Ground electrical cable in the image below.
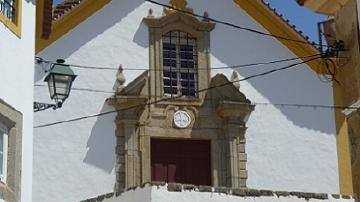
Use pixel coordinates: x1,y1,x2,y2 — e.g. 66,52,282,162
34,84,115,94
35,54,321,71
34,53,321,95
326,59,341,85
145,0,329,48
33,56,359,129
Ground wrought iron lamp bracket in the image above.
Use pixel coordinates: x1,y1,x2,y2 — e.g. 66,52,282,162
33,102,62,112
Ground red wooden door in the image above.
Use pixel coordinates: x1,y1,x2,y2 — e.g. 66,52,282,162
151,139,211,186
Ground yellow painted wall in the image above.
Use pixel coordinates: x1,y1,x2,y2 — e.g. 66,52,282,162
333,82,354,195
333,0,360,196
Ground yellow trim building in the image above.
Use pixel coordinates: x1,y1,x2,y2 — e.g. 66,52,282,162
299,0,360,196
0,0,22,37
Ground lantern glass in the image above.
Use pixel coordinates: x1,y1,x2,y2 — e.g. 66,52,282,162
47,75,55,99
44,63,77,103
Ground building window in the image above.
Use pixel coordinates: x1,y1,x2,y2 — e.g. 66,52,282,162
0,99,22,201
0,124,7,183
0,0,15,22
162,31,198,97
0,0,21,37
144,7,215,101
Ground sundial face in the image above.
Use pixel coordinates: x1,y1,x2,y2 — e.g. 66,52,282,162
173,110,191,128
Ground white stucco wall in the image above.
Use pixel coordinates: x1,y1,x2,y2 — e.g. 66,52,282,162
0,0,35,201
99,185,354,202
34,0,339,201
102,187,152,202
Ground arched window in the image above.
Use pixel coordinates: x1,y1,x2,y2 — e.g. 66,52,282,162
162,31,198,97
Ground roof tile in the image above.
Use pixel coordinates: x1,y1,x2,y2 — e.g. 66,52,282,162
52,0,85,21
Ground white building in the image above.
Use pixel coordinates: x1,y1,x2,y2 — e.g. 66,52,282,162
0,0,35,201
33,0,346,202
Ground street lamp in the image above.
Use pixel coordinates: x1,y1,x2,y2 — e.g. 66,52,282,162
44,59,77,107
34,59,77,112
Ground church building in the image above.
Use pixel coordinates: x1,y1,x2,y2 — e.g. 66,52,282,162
33,0,351,201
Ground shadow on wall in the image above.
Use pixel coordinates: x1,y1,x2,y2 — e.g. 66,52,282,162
210,26,335,134
35,0,145,83
133,20,149,48
84,103,116,173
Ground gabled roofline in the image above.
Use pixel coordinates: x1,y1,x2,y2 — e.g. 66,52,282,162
36,0,325,74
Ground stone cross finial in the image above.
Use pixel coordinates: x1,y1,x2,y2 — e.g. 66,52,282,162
203,11,209,22
231,70,240,89
148,8,154,18
164,0,193,15
116,65,126,92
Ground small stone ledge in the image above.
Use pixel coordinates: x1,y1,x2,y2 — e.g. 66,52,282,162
289,191,328,200
167,183,182,192
198,185,212,192
332,194,340,199
79,182,354,202
151,181,166,187
182,184,196,191
275,191,290,197
214,187,231,194
342,195,352,199
260,189,274,196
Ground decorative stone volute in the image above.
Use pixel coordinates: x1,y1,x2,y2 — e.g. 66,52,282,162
116,65,126,93
163,0,193,16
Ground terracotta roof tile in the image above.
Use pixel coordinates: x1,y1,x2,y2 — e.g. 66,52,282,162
41,0,53,39
52,0,86,21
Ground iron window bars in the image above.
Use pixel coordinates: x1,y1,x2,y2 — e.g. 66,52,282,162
0,0,15,22
162,31,198,97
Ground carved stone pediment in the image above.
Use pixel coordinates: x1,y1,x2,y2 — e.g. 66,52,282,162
143,11,215,33
206,74,255,123
120,70,149,96
206,74,251,103
107,70,149,109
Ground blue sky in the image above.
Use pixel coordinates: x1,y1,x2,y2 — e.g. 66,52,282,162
52,0,326,42
53,0,63,4
265,0,326,42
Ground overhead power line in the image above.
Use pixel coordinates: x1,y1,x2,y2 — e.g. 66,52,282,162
33,56,355,129
35,54,321,71
34,54,321,95
34,84,115,94
144,0,328,48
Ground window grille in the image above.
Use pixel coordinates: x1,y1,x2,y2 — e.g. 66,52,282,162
162,31,198,97
0,0,15,22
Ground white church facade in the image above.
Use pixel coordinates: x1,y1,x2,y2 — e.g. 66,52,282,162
33,0,351,202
